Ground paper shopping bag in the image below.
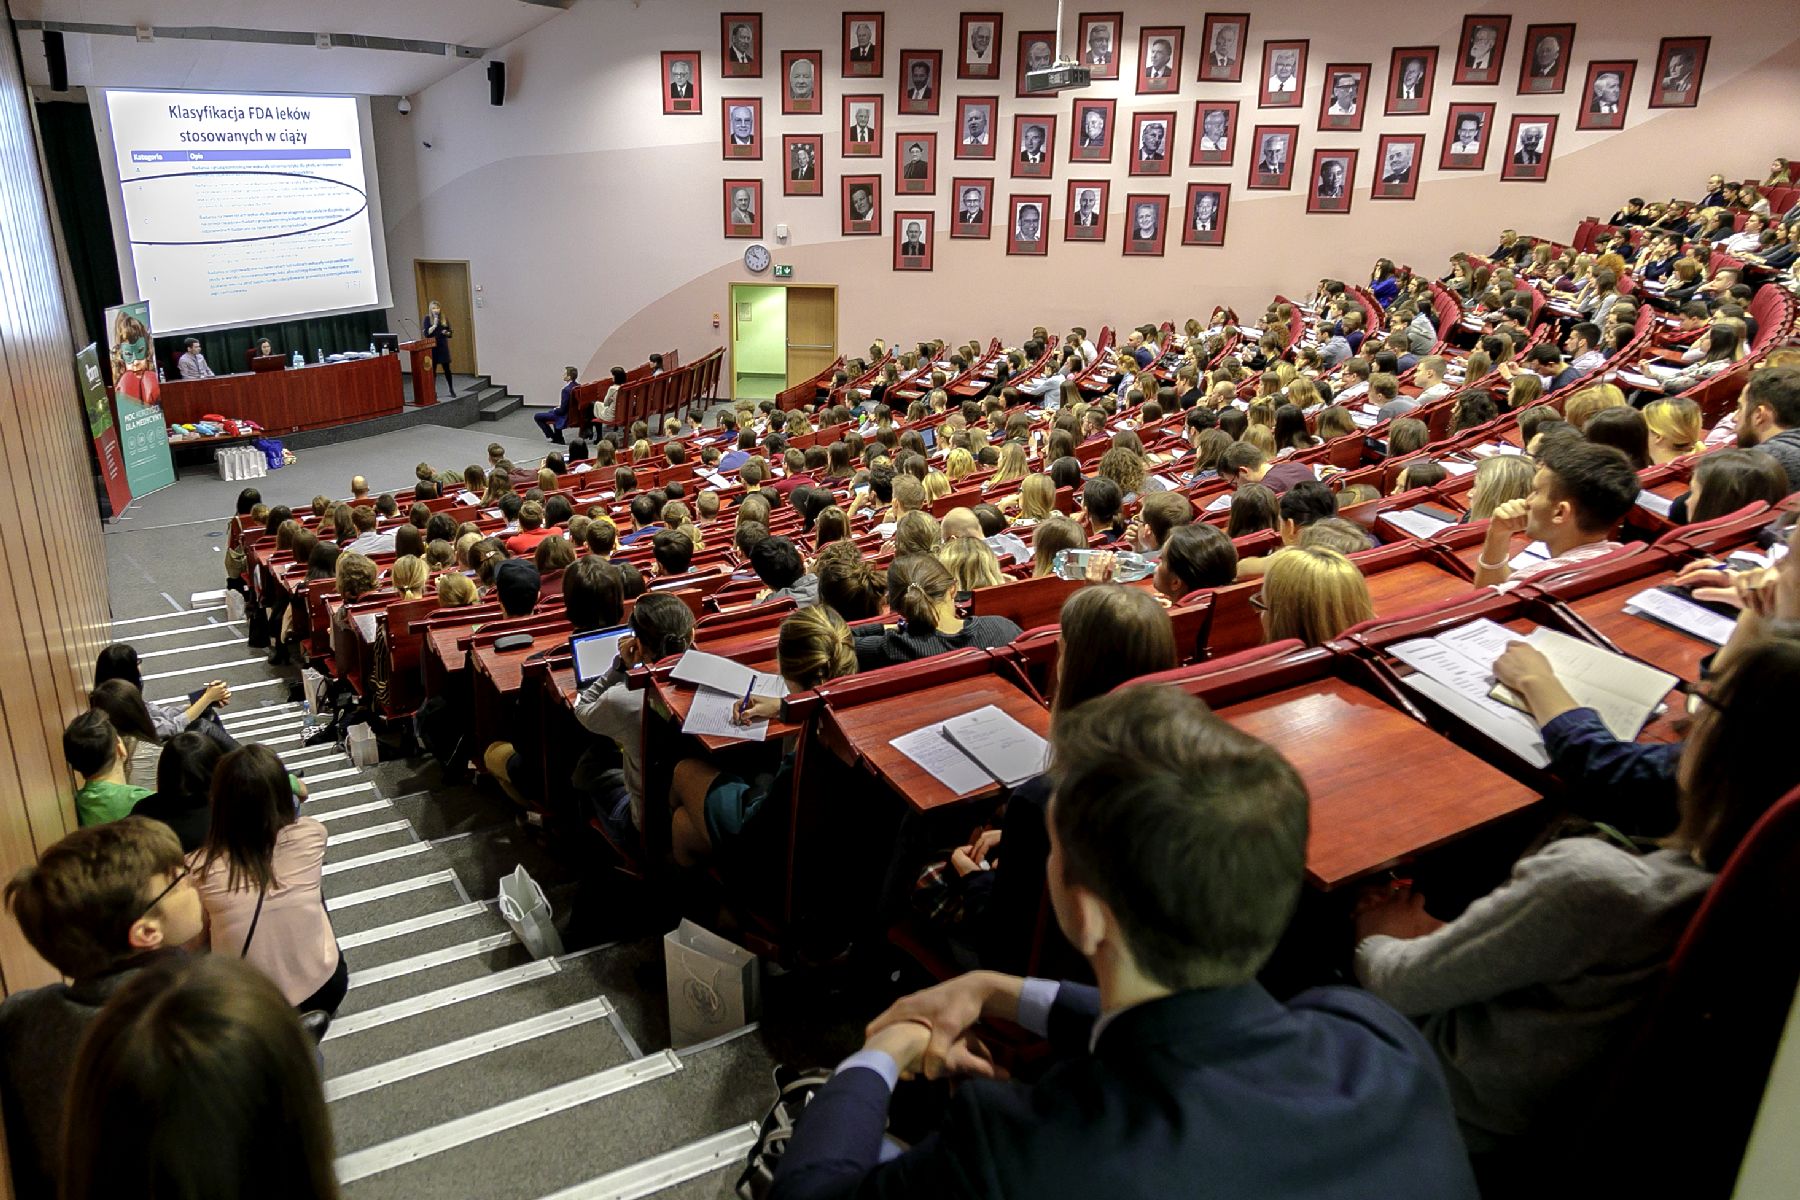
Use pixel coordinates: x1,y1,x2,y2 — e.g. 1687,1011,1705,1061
497,864,565,960
665,919,761,1049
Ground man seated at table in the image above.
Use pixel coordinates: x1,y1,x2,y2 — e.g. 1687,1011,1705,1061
1729,366,1800,491
1218,441,1317,494
505,500,561,556
176,338,213,380
1564,322,1607,380
1472,440,1639,590
768,685,1477,1200
344,505,397,556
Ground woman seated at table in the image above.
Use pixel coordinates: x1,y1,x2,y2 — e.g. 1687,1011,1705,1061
1648,323,1745,397
1356,631,1800,1158
853,555,1022,671
1255,546,1374,647
1644,398,1703,465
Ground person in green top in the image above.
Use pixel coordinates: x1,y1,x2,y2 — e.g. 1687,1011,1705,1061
64,711,151,827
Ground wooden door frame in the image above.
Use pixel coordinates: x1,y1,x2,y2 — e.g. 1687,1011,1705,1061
727,280,838,401
413,259,478,375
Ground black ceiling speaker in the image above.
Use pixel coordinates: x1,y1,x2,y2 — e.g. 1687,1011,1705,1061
487,61,506,107
45,30,69,92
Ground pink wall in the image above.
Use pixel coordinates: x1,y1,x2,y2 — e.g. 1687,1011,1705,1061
372,2,1800,405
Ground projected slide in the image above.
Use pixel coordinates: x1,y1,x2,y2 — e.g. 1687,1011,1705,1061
103,90,382,334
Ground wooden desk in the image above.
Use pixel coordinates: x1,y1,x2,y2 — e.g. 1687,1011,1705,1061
401,339,437,407
1563,572,1715,686
824,675,1050,813
160,355,405,434
1215,675,1541,889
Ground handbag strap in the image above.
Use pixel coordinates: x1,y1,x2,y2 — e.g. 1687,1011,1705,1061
240,885,268,958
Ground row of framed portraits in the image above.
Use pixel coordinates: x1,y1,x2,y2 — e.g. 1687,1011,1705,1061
680,14,1708,109
744,107,1567,209
722,179,1239,263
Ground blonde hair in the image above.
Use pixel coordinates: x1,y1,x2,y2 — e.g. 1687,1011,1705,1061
923,471,951,502
436,572,478,606
776,605,858,690
1018,473,1057,520
1285,377,1320,410
1467,454,1537,520
1643,397,1703,457
1261,547,1374,647
390,555,428,597
1243,425,1277,456
938,536,1007,591
944,447,975,482
1507,373,1545,409
1563,383,1628,431
989,442,1030,488
455,531,483,568
892,509,941,556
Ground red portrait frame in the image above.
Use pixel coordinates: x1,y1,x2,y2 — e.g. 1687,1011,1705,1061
1258,39,1309,108
1070,97,1117,164
1137,27,1184,95
895,131,939,195
1065,179,1111,242
1076,12,1123,80
1577,60,1635,130
842,12,885,78
1246,124,1297,190
1439,102,1495,171
841,94,884,158
957,13,1004,81
1012,113,1057,178
898,50,944,115
1181,182,1230,246
1007,194,1050,255
1649,37,1708,109
722,179,763,238
783,134,824,196
1122,193,1169,256
1385,46,1438,116
1317,62,1372,132
841,175,882,235
1016,30,1058,97
780,50,823,115
1198,13,1250,83
720,13,762,78
894,211,935,271
721,97,762,160
1190,100,1239,167
1305,149,1357,215
660,51,702,116
1517,23,1575,95
954,95,999,159
1371,134,1424,201
1499,113,1557,183
1129,111,1176,177
1452,14,1511,86
951,177,994,238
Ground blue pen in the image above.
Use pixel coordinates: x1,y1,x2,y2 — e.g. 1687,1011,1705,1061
737,676,756,723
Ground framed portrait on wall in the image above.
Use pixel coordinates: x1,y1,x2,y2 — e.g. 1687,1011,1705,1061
1439,102,1495,170
1122,194,1168,256
1577,60,1635,130
661,51,702,115
842,12,885,78
841,94,884,157
894,212,935,271
1129,112,1176,177
1012,113,1056,178
1499,113,1557,182
841,175,882,234
1385,46,1438,115
1518,23,1574,95
955,96,999,159
899,50,944,114
1452,14,1510,86
1016,31,1057,96
722,179,763,238
1371,134,1424,200
895,131,939,195
781,51,823,115
951,177,994,238
1182,182,1230,246
1137,27,1184,95
783,134,824,196
720,13,762,78
1305,148,1357,214
1247,124,1297,189
1190,100,1238,166
721,97,762,159
1065,179,1110,241
1317,63,1371,131
1077,12,1123,80
1070,97,1117,163
1198,14,1250,83
1259,40,1308,108
1007,194,1050,255
1650,37,1708,108
958,13,1003,80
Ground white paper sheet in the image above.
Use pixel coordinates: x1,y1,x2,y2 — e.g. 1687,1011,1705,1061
889,724,990,795
681,687,770,742
1204,492,1235,513
1383,507,1456,539
1624,587,1737,647
670,650,786,699
1633,490,1676,518
939,705,1049,786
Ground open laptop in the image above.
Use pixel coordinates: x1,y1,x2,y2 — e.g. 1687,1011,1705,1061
570,625,630,687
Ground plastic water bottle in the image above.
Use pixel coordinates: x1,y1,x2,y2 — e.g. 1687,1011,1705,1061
301,702,316,740
368,342,376,356
1053,548,1154,583
291,350,303,369
316,348,325,364
156,365,165,382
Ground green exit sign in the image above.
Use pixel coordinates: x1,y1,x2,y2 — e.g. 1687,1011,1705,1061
773,264,793,278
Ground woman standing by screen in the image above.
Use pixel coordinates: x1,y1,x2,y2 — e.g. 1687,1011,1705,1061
423,299,453,396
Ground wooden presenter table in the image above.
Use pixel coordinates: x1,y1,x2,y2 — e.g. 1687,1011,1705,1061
160,354,408,435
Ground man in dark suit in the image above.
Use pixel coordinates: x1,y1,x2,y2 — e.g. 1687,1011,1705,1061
900,222,926,258
1018,125,1046,164
1074,190,1101,226
727,22,755,65
1257,134,1289,175
767,687,1479,1200
1084,24,1112,66
668,61,694,98
1513,125,1544,164
849,23,877,62
902,143,929,178
957,188,985,225
906,61,933,101
790,145,815,181
849,108,875,145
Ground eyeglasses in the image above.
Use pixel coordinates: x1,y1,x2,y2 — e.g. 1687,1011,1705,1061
1248,593,1269,613
138,866,190,921
1682,680,1730,717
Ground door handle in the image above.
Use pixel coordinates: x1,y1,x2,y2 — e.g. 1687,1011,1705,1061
786,343,834,350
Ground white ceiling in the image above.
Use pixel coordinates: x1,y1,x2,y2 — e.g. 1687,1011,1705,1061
12,0,570,96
